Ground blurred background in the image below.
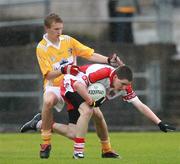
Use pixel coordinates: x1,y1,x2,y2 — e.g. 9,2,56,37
0,0,180,132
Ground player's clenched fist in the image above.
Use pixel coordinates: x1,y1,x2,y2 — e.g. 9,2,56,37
107,53,124,67
61,65,80,76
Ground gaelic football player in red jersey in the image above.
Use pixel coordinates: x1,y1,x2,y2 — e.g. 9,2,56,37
21,64,175,159
58,64,175,158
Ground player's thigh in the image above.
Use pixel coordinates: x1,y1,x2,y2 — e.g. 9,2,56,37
44,86,64,110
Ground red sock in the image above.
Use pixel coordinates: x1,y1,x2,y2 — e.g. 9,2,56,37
74,137,85,154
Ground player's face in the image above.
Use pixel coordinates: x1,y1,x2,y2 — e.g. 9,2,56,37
45,22,63,41
113,76,131,91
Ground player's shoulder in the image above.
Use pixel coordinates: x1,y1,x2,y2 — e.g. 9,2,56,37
36,39,48,51
60,35,72,42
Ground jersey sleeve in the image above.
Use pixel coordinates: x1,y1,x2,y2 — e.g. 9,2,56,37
36,45,52,77
70,37,94,59
122,85,138,103
88,67,111,83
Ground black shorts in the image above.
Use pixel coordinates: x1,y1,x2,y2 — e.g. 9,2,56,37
65,91,85,124
65,91,85,110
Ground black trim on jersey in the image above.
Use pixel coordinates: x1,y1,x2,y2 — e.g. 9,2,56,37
68,109,80,124
65,91,85,109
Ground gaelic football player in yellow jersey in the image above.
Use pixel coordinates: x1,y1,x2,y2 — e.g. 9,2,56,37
34,13,123,159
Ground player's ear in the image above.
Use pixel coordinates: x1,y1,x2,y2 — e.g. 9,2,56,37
113,74,118,80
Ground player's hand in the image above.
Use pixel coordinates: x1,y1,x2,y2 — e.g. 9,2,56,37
158,121,176,132
90,97,106,107
61,65,80,76
107,53,124,67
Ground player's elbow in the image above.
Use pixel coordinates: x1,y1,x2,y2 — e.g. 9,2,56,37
73,82,81,90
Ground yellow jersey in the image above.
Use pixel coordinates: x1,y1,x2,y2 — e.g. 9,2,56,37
36,34,94,88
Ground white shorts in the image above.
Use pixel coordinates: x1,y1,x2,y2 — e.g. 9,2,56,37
44,86,65,112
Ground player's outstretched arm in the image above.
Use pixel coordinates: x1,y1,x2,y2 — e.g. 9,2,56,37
131,98,176,132
89,53,124,67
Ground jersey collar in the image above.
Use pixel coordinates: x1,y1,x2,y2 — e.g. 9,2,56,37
43,33,64,49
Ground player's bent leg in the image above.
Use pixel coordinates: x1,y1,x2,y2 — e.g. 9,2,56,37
20,110,78,140
20,113,41,133
40,92,58,159
65,91,93,159
92,108,109,140
76,103,93,138
52,123,76,139
41,92,57,130
92,107,120,159
53,122,83,159
49,105,79,140
73,102,93,159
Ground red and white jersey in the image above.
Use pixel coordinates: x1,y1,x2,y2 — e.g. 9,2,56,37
79,64,138,103
61,72,88,97
61,64,138,103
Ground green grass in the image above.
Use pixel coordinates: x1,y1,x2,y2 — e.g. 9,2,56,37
0,132,179,164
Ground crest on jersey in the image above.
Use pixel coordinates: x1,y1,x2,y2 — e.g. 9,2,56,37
50,56,56,62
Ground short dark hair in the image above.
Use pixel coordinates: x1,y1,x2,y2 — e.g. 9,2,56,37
44,13,63,28
115,65,133,82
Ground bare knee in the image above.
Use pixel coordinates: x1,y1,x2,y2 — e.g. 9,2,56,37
81,108,93,119
43,93,58,110
79,103,93,118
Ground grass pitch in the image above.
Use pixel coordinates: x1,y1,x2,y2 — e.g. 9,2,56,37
0,132,179,164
